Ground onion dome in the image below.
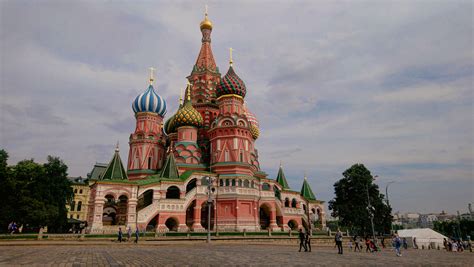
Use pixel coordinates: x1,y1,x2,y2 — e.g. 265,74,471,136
200,12,213,31
164,114,176,134
132,69,167,116
249,124,260,139
244,104,259,128
174,84,203,128
216,66,246,98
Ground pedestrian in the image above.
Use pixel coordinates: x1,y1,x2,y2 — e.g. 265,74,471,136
305,231,312,252
348,239,353,251
335,229,343,254
381,237,386,249
127,227,132,242
11,222,17,234
134,227,139,243
354,236,361,252
19,224,23,234
413,237,418,249
443,238,448,251
118,227,123,243
451,240,457,252
403,237,408,249
365,237,371,252
393,233,402,257
298,229,307,252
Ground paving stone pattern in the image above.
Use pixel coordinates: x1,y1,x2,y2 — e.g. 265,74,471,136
0,244,472,266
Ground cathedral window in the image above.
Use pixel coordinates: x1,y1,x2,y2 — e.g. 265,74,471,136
291,198,297,208
239,150,243,162
70,201,75,211
232,179,236,186
220,179,224,186
77,201,82,212
225,179,230,186
148,157,152,169
262,183,271,191
244,180,249,187
285,198,290,207
74,189,78,194
238,179,243,187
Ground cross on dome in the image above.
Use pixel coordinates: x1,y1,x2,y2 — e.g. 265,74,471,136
229,47,233,66
149,67,156,85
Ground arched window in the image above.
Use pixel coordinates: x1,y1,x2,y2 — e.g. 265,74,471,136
232,179,236,186
79,189,83,194
251,181,255,188
285,198,290,207
291,198,297,208
77,201,82,212
239,151,243,162
219,179,224,186
166,186,180,199
74,189,78,194
70,201,76,211
262,183,271,191
148,157,152,169
238,179,243,187
225,179,230,186
244,180,250,188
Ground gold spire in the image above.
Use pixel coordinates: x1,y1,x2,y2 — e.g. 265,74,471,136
115,141,120,152
229,47,233,66
187,81,191,101
179,88,183,106
279,161,282,168
148,67,156,85
200,5,213,30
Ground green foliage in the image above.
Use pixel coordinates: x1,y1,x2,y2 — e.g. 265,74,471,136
328,164,392,236
0,149,73,233
434,219,474,239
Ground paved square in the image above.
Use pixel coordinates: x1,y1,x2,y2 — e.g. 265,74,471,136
0,243,472,266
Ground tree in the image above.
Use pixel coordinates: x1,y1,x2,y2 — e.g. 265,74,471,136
328,164,392,236
0,149,73,233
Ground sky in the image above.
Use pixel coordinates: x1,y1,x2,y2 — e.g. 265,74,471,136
0,0,472,215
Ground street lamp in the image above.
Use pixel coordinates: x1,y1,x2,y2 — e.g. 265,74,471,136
204,176,215,243
367,175,377,244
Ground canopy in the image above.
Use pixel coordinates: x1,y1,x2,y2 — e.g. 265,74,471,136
397,228,448,248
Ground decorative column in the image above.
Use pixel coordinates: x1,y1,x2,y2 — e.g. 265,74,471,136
127,198,137,229
269,207,279,230
193,200,204,231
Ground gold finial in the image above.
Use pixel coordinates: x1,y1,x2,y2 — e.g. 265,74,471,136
187,81,191,101
279,161,282,168
304,171,307,180
200,5,213,30
115,141,120,152
148,67,156,85
229,47,233,66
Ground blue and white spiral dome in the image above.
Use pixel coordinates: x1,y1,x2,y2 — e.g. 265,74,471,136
132,85,167,116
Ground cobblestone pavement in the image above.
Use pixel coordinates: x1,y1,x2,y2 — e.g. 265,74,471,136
0,243,472,266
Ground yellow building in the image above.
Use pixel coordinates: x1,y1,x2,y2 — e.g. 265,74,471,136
67,177,90,221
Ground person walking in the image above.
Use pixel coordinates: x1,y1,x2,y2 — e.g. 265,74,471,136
393,233,402,256
134,227,139,243
365,237,371,252
335,229,343,254
118,227,123,243
305,231,312,252
127,227,132,242
354,236,361,252
413,237,418,249
298,229,307,252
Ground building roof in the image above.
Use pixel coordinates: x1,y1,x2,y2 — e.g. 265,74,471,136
87,163,108,180
100,147,128,180
159,152,179,179
275,165,290,190
300,177,316,200
68,176,88,185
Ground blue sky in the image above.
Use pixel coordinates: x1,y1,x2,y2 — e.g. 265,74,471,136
1,0,472,215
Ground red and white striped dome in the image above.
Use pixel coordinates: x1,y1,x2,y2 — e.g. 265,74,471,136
244,103,259,128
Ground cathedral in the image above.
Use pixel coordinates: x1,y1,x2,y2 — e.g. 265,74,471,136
86,11,326,233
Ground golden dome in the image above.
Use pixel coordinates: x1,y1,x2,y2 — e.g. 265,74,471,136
200,14,213,31
249,124,260,140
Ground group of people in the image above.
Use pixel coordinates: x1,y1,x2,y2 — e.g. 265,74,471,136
117,227,140,243
298,229,312,252
348,235,378,253
7,222,22,234
443,238,472,252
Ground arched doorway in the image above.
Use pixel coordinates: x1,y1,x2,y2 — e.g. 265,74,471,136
200,202,215,230
165,217,179,231
288,219,298,230
116,195,128,225
102,194,117,225
147,214,159,232
186,200,196,228
259,204,271,230
166,186,180,199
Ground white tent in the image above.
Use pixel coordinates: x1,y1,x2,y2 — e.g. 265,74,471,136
397,228,448,248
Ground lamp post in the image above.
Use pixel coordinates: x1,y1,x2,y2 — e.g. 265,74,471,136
367,175,377,244
205,176,215,243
